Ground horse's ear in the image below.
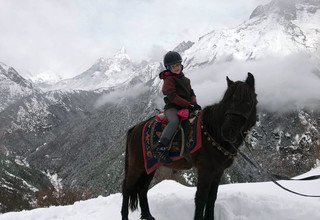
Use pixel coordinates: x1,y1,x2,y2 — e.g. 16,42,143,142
226,76,234,87
245,72,255,89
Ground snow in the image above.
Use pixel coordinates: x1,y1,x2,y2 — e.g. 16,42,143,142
0,63,35,111
183,0,320,70
45,48,135,91
45,172,63,192
0,1,319,219
12,98,52,132
4,171,38,193
0,62,10,72
38,49,162,92
27,70,63,85
1,167,320,220
294,2,320,51
14,157,30,168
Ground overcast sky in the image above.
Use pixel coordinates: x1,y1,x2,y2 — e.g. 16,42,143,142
0,0,270,78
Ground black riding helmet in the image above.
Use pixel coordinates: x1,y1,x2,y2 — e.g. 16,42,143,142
163,51,182,70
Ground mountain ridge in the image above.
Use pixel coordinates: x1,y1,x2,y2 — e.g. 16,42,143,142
183,0,320,69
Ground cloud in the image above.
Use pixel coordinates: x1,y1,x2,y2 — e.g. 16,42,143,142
187,53,320,112
94,84,148,108
147,44,167,62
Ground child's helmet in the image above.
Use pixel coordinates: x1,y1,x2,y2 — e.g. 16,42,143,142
163,51,182,69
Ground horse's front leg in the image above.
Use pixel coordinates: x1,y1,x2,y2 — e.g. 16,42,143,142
194,168,214,220
204,173,223,220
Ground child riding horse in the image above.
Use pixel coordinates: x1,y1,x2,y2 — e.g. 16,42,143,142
121,72,258,220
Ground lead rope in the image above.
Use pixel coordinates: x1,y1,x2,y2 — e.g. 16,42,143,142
232,136,320,197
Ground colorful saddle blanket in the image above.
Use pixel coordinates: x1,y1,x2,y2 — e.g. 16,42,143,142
142,112,203,174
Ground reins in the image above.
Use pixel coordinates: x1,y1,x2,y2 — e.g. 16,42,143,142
232,137,320,197
201,123,237,159
201,120,320,197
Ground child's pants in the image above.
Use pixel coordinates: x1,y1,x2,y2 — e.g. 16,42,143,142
159,108,180,146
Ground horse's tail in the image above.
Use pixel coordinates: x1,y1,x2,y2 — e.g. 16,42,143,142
123,126,134,183
122,125,139,211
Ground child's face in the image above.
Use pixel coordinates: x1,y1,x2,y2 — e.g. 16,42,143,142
170,63,182,74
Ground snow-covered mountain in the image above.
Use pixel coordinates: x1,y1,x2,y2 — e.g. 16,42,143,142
173,40,195,54
45,48,162,91
183,0,320,69
0,62,35,112
34,0,320,90
25,70,63,85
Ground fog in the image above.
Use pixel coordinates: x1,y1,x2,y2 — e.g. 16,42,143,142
187,53,320,112
93,53,319,112
94,84,148,108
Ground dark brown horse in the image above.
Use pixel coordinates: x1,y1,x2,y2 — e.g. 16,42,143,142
121,73,258,220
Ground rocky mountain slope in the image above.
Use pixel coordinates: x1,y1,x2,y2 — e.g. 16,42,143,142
0,62,35,112
0,155,53,213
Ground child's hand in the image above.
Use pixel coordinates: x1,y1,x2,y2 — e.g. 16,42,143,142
188,104,201,111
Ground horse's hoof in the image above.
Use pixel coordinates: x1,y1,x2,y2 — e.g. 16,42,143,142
141,214,155,220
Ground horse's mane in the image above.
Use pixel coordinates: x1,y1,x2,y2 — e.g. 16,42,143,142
202,104,226,144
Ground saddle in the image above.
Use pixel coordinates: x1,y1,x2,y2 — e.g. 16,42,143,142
142,110,203,174
154,109,197,154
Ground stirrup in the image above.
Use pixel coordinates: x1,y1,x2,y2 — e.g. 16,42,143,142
153,145,172,164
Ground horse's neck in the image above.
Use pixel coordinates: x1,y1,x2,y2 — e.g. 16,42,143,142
202,104,225,143
202,104,243,150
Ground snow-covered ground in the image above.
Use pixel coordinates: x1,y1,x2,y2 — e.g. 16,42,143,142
1,167,320,220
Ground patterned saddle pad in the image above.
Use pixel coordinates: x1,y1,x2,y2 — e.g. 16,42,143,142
142,112,203,174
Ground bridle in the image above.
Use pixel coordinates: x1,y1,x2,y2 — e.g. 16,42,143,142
225,94,256,119
224,86,257,131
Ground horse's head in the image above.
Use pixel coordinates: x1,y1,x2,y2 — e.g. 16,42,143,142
221,72,257,144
